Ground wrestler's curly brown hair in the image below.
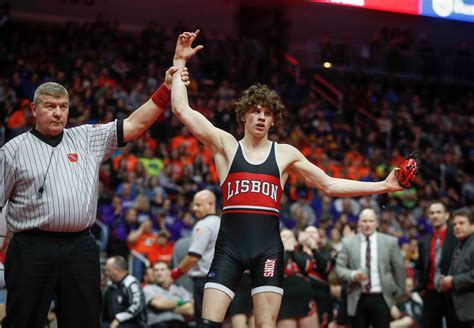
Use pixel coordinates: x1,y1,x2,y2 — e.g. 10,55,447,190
235,84,284,128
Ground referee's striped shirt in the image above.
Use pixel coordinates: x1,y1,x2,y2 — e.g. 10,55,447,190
0,120,124,233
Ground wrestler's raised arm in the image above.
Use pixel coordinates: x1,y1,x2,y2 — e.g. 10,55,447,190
171,30,236,159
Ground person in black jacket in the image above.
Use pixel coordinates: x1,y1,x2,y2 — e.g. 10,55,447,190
414,200,457,328
440,207,474,327
102,256,146,328
300,226,334,327
278,229,318,327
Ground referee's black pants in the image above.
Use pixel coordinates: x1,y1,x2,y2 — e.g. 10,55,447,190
2,229,102,328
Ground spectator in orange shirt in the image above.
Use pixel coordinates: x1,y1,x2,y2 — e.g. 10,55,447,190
148,231,174,265
345,146,364,166
302,144,324,165
128,219,158,280
138,130,158,152
113,142,139,172
170,127,199,158
346,160,371,181
128,219,155,253
6,99,30,137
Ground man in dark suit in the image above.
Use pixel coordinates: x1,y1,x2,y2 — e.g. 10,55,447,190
440,207,474,328
335,208,406,328
414,200,457,328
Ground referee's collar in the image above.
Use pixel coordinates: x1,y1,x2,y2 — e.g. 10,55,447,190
200,213,219,221
30,127,64,147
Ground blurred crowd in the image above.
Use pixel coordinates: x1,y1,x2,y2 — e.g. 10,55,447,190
309,26,474,82
1,16,474,327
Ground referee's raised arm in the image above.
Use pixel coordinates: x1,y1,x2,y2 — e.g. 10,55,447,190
123,66,190,142
1,66,189,328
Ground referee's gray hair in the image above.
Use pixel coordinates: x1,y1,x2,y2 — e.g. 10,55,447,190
110,256,128,271
33,82,69,104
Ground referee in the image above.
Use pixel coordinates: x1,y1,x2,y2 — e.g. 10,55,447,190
170,190,221,323
0,66,185,327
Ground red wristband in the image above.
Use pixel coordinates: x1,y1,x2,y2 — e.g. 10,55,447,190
171,267,184,280
150,83,171,108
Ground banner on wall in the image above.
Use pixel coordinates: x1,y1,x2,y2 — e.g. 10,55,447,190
421,0,474,22
311,0,474,22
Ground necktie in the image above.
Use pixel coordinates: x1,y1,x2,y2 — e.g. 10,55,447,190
434,235,442,291
365,236,371,292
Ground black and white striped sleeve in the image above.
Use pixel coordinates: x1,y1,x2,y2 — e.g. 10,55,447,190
0,147,15,209
85,119,124,163
115,277,144,323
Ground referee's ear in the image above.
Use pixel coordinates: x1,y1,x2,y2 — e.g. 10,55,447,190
30,101,37,118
